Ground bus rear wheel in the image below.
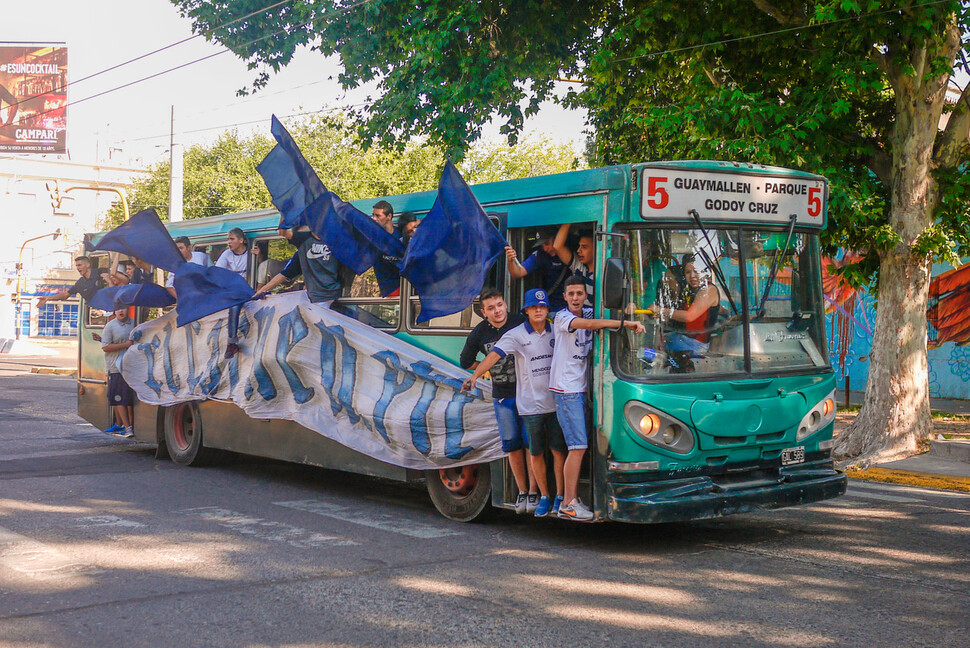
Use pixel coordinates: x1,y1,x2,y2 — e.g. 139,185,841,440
425,463,494,522
163,402,214,466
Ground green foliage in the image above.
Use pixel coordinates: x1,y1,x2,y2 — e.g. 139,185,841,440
170,0,970,291
106,114,583,226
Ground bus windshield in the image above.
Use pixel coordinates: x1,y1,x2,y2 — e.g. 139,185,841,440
617,225,829,378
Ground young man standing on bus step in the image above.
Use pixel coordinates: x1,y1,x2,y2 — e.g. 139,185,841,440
462,288,565,517
459,288,538,514
101,304,137,438
552,276,645,520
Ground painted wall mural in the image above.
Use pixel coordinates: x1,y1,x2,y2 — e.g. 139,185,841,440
823,254,970,400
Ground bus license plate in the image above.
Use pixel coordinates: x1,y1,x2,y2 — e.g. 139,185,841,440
781,446,805,466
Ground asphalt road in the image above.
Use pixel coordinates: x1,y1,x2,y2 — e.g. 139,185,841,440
0,369,968,648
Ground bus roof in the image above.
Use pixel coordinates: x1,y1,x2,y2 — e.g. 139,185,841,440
88,161,827,243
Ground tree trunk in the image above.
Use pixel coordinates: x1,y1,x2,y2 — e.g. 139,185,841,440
834,48,948,467
833,246,933,466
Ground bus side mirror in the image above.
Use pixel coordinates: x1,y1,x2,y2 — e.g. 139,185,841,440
602,257,629,310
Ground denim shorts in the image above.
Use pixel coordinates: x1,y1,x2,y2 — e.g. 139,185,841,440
522,412,567,456
555,392,589,450
493,397,528,453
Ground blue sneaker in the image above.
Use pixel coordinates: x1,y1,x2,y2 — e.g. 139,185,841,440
552,495,564,515
103,424,124,435
534,495,552,517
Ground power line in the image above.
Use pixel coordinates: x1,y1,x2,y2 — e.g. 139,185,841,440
3,0,298,113
8,0,376,129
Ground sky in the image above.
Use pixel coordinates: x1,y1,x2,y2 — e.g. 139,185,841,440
3,0,588,169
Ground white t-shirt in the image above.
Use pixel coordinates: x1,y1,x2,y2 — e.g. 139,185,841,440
568,256,594,308
550,307,594,393
493,320,556,415
215,248,248,279
166,251,210,288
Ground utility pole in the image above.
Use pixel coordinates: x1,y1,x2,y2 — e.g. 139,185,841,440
168,105,184,222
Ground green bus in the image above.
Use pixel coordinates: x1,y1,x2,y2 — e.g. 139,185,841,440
77,160,846,523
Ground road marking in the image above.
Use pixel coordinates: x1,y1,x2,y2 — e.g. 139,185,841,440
0,524,97,578
179,506,358,548
274,499,463,539
74,515,146,529
843,488,921,503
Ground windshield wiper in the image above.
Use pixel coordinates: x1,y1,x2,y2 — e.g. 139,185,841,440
756,213,797,320
688,209,739,315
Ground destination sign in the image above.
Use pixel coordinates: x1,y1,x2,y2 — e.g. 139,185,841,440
639,166,827,226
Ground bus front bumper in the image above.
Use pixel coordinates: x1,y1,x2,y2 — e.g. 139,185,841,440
606,459,847,524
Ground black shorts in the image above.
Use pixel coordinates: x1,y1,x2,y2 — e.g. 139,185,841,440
522,412,567,456
107,372,135,407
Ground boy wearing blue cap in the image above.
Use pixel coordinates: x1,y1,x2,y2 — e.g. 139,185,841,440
462,288,565,517
552,276,645,520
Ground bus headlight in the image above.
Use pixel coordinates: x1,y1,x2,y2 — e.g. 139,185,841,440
624,401,695,454
796,390,837,441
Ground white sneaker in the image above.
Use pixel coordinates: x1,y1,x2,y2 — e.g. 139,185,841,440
558,498,593,521
122,426,134,438
525,493,540,514
513,492,528,514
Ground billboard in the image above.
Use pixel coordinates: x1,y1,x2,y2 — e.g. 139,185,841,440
0,43,67,154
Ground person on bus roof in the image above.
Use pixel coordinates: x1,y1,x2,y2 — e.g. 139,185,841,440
254,226,350,308
504,226,568,312
459,287,537,514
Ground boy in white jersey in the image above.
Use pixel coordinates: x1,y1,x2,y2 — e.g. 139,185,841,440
462,289,565,517
552,276,645,521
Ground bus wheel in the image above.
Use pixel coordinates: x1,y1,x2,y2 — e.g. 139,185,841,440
163,402,213,466
425,463,494,523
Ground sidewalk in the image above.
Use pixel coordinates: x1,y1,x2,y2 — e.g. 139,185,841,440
837,395,970,491
0,336,78,376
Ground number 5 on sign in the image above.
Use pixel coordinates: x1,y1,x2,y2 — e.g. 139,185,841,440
807,186,822,218
645,176,668,209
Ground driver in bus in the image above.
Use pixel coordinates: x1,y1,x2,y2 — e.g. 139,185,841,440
652,253,721,371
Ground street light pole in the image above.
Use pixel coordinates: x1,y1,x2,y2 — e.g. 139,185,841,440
15,229,61,340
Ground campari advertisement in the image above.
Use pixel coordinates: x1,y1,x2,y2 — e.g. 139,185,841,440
0,43,67,154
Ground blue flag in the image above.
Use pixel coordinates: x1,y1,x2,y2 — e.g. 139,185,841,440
257,115,328,230
303,191,405,278
400,160,506,323
89,209,185,272
89,283,175,312
173,263,255,328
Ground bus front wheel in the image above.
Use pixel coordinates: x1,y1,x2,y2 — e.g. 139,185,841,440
425,463,494,522
163,402,214,466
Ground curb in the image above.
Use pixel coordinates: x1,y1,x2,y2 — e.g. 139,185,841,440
846,467,970,493
929,439,970,463
30,366,77,376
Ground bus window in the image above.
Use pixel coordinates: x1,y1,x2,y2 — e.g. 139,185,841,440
335,267,401,330
617,225,827,377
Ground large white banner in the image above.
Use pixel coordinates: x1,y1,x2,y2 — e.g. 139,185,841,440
121,292,503,470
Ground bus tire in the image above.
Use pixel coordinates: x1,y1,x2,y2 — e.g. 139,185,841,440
163,402,213,466
425,463,494,523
